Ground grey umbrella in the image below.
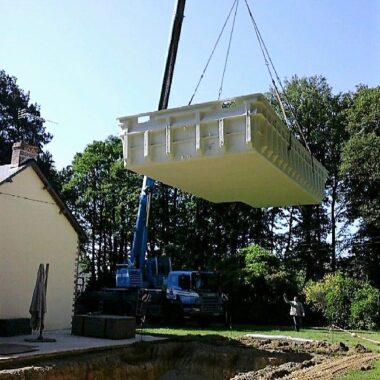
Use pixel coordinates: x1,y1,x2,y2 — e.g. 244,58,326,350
25,263,56,342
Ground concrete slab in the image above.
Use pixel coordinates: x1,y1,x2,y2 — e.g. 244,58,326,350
119,93,328,207
0,329,163,361
245,334,314,343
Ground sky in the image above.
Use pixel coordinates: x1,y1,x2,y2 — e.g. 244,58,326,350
1,0,379,169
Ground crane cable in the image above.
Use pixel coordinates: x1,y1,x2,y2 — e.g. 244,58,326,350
243,0,314,165
188,0,238,105
218,0,239,100
188,0,315,170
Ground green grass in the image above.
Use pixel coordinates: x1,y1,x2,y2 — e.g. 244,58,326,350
336,360,380,379
141,323,380,352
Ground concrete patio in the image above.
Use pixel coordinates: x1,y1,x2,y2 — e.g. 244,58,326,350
0,328,163,361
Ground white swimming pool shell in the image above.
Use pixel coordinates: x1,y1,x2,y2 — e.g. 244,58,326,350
118,93,328,208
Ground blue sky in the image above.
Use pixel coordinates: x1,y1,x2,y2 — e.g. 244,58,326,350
1,0,379,169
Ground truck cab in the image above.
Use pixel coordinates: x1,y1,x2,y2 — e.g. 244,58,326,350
166,271,224,320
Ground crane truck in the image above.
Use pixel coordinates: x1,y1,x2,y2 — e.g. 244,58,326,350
75,0,227,325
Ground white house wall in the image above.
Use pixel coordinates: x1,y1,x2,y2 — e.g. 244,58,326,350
0,166,77,329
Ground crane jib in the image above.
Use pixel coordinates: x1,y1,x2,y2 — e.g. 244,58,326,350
126,0,186,276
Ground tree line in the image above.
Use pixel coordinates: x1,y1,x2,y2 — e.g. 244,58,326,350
1,69,379,294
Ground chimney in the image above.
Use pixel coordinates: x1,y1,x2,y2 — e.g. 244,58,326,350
10,142,39,167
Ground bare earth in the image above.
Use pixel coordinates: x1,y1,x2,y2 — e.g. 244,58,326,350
284,353,380,380
233,336,380,380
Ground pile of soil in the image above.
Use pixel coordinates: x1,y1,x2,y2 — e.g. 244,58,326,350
239,336,349,355
234,336,380,380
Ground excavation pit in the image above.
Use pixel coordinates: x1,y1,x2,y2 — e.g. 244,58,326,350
0,336,312,380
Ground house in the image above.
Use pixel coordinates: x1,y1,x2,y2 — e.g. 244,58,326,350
0,142,85,333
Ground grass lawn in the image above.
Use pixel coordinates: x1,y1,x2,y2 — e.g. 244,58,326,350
336,360,380,379
142,324,380,378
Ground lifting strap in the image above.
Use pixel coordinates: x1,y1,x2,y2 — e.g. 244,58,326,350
188,0,238,105
187,0,315,171
244,0,314,169
218,0,239,100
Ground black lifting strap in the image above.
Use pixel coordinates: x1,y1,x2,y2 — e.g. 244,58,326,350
188,0,239,105
218,0,239,100
244,0,315,171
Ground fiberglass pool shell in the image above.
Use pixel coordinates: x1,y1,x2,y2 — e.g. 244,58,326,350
119,93,328,208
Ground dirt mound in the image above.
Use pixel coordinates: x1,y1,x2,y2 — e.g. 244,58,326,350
239,336,349,355
283,353,380,380
231,356,324,380
232,353,380,380
233,336,380,379
354,343,371,353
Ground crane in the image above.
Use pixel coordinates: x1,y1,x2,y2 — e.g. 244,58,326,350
113,1,226,325
116,0,186,288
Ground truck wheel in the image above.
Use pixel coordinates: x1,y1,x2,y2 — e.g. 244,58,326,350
166,303,184,326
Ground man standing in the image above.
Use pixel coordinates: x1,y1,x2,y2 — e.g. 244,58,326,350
283,293,305,332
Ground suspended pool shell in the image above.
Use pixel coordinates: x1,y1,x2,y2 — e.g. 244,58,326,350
118,93,328,208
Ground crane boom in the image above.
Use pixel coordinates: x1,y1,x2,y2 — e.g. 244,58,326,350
128,0,186,273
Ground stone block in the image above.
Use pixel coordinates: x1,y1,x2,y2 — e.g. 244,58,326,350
71,315,85,336
0,318,31,337
82,315,106,338
105,316,136,340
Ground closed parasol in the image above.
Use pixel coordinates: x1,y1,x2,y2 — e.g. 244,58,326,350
25,263,56,342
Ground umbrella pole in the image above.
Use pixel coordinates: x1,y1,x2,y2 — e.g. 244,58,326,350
38,263,49,340
37,312,44,340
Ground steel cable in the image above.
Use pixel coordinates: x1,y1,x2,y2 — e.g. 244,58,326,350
218,0,239,100
243,0,314,165
188,0,238,105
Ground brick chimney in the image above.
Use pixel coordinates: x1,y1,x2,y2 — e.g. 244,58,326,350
10,142,39,167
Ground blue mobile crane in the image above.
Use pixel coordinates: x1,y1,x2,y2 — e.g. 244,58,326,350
75,0,226,324
115,0,225,323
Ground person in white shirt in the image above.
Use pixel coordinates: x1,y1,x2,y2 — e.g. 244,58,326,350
283,293,305,332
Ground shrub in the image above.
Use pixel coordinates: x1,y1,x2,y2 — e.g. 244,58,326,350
349,283,380,330
242,244,281,281
304,273,380,329
239,244,299,324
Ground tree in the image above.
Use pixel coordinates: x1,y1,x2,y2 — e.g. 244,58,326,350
237,244,298,323
273,75,349,275
0,70,52,164
341,86,380,229
61,136,141,287
148,184,273,270
340,85,380,286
